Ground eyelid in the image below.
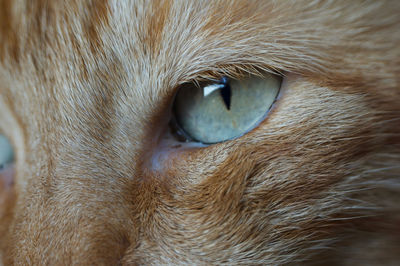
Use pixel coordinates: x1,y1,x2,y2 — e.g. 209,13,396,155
190,64,282,84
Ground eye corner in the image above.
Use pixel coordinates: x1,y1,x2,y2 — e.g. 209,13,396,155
169,117,194,143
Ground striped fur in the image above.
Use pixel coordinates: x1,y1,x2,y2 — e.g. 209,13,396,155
0,0,399,264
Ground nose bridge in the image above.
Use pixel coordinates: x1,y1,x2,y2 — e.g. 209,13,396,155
10,69,152,264
2,71,148,264
56,74,150,178
3,3,169,263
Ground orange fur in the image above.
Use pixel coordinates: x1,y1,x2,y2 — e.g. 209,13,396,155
0,0,399,264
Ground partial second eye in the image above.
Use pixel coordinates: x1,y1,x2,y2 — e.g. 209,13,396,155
0,134,15,171
172,73,282,144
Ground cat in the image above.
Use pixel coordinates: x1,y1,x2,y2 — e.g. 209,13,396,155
0,0,399,265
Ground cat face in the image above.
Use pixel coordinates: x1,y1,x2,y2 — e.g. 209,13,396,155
0,0,399,264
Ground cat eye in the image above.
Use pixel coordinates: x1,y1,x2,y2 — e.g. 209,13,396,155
172,73,281,144
0,134,15,170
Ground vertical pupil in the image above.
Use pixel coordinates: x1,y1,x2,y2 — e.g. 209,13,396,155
219,77,231,110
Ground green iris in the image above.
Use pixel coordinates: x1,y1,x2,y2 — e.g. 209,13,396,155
0,134,15,169
173,73,281,144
